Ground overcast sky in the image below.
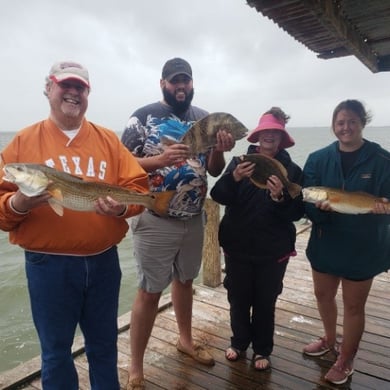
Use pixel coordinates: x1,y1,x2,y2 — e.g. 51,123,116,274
2,0,389,134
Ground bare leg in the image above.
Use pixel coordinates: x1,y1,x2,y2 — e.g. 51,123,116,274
172,278,193,350
312,269,340,347
129,288,161,381
340,278,373,361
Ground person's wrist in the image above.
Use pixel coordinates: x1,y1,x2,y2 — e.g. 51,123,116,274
9,195,29,214
270,192,284,202
232,171,240,182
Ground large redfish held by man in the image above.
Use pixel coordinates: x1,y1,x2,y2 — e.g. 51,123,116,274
3,163,174,217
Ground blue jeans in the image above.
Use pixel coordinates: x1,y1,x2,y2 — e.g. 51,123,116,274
25,247,121,390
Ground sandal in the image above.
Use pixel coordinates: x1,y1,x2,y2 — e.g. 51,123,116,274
176,339,215,366
127,377,145,390
225,346,244,362
252,354,271,371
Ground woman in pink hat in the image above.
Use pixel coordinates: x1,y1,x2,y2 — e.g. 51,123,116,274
211,107,304,370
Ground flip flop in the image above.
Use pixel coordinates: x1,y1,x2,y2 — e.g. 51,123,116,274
176,340,215,366
127,377,145,390
225,346,244,362
252,354,271,371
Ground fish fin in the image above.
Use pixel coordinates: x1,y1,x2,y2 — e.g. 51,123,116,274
48,199,64,216
150,190,175,216
287,183,302,199
47,188,64,202
47,188,64,216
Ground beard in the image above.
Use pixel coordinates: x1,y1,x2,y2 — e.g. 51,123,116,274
162,87,194,114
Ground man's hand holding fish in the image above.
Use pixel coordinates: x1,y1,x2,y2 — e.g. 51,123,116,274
161,143,190,167
9,190,52,215
204,128,236,177
94,196,127,217
214,129,236,152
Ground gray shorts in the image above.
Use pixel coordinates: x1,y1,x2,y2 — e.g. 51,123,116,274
130,211,205,293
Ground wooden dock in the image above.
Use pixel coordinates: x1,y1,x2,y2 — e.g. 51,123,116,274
1,226,389,389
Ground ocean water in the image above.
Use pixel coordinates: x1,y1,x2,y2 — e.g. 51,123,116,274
0,127,389,373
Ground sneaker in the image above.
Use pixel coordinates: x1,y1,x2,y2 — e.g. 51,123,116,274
325,359,354,385
303,337,331,356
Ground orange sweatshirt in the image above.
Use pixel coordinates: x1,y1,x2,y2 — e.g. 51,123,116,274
0,118,149,255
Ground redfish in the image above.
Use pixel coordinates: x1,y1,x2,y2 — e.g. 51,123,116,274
3,163,174,217
302,186,390,214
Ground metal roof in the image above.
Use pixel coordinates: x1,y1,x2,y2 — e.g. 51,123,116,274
246,0,390,73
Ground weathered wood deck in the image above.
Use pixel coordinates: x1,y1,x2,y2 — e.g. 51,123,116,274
1,226,389,389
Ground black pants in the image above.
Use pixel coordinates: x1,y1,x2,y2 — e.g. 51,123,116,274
224,253,288,356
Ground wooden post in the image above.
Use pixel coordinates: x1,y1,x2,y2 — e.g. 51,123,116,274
202,198,221,287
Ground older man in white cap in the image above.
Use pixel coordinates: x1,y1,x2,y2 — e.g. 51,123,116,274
0,61,149,390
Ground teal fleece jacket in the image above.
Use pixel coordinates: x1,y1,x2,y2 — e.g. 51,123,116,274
303,140,390,279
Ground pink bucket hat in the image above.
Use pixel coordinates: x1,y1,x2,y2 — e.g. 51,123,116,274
247,113,295,149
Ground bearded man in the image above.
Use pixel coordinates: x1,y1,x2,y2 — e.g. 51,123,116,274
121,57,235,389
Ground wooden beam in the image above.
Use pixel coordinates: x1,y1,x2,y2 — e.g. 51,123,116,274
305,0,379,72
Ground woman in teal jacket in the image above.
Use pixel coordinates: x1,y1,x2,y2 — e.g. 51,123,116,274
302,100,390,385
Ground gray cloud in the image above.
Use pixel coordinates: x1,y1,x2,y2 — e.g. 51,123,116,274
1,0,389,135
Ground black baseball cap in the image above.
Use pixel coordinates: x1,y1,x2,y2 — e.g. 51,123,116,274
161,58,192,81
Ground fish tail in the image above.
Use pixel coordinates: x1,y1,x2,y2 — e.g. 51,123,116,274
287,183,302,199
150,190,175,216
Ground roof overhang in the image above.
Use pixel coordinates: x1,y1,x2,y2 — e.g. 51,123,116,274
247,0,390,73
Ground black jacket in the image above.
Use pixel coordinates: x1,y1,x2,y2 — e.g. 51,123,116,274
210,145,305,262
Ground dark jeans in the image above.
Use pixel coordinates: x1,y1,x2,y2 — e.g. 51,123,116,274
25,246,121,390
224,253,288,356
